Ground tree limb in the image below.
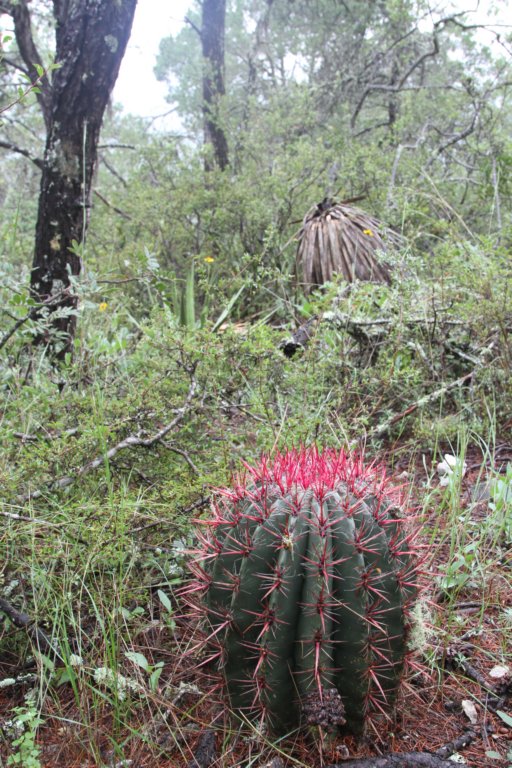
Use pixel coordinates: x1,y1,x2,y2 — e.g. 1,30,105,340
0,55,30,75
351,27,439,130
99,154,128,187
184,15,203,40
0,139,44,168
350,15,477,131
1,0,52,128
93,189,132,220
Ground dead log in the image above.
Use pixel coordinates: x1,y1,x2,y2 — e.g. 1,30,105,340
326,755,462,767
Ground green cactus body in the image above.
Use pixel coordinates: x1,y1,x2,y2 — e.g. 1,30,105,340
190,448,420,734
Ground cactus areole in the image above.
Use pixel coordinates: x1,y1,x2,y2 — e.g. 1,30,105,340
188,448,420,734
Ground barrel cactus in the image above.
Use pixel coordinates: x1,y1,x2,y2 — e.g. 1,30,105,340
187,447,420,735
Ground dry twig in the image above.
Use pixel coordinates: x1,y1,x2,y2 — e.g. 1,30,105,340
19,365,198,502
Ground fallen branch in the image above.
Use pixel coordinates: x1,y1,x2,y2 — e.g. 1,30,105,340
0,596,58,657
327,755,458,768
280,315,319,357
368,369,474,439
0,509,63,526
435,729,478,759
444,648,511,712
327,729,478,768
325,310,464,332
282,309,465,358
160,442,200,474
19,366,198,501
368,337,497,439
13,427,79,442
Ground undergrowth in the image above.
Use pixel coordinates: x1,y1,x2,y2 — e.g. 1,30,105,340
0,230,511,766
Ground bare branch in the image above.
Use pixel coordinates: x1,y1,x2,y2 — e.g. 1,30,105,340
99,154,128,187
0,139,44,168
367,338,497,440
351,26,440,130
326,753,460,768
97,143,136,150
0,509,63,526
184,15,202,39
350,13,488,131
12,428,79,442
428,108,480,164
0,56,30,75
93,189,132,220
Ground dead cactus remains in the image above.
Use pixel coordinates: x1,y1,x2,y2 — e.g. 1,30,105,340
296,198,401,291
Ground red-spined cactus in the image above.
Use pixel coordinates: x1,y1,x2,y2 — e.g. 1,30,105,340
186,447,421,735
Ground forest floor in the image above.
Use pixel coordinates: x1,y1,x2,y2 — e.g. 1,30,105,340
0,444,510,768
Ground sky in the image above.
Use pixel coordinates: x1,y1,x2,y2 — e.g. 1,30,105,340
113,0,508,124
113,0,190,125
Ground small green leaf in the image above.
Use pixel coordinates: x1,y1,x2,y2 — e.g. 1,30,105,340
497,710,512,727
149,662,164,692
125,651,148,671
157,589,172,612
212,285,245,333
38,653,55,672
180,259,195,328
485,751,502,759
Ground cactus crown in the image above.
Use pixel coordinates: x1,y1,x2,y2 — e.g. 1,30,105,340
187,447,420,735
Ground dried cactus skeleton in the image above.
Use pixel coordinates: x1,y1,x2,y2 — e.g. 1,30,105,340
184,447,421,735
296,198,400,291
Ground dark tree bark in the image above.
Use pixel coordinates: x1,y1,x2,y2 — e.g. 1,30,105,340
2,0,137,356
201,0,228,171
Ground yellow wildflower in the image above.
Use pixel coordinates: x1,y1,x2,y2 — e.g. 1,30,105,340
363,229,374,237
99,302,108,312
204,256,215,263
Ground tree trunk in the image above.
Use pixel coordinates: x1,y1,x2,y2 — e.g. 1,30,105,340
201,0,228,171
7,0,137,357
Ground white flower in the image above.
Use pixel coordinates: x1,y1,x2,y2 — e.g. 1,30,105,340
437,454,467,486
